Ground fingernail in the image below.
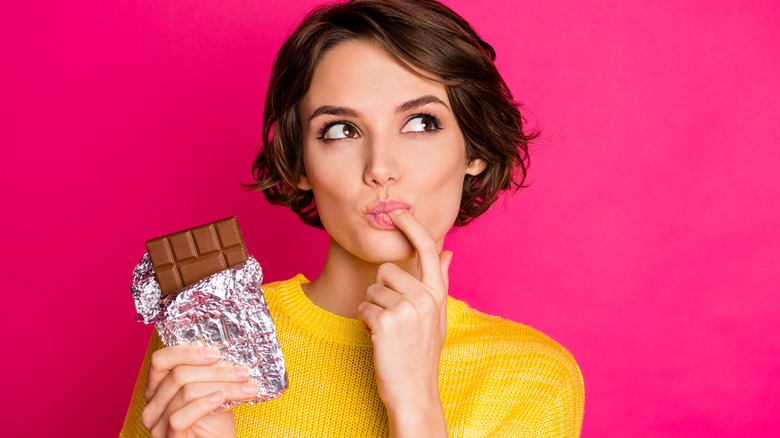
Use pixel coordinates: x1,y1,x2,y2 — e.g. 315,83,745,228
202,348,219,361
390,209,404,215
233,367,249,380
209,391,223,403
242,381,258,395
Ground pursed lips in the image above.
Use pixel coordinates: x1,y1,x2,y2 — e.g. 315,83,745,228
365,200,411,229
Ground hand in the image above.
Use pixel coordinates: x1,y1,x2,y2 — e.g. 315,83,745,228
141,344,257,438
357,209,451,437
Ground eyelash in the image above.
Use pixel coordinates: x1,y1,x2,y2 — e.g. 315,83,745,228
316,112,443,141
410,112,443,132
316,120,352,141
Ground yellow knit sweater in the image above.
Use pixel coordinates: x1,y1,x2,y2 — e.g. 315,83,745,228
120,275,583,437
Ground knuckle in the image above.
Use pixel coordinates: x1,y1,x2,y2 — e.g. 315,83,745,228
143,387,154,403
168,367,185,386
179,384,198,402
217,365,232,380
375,311,396,331
377,262,394,277
140,407,155,430
167,411,187,432
415,293,435,313
357,302,371,320
418,239,437,255
366,283,382,298
396,300,416,317
149,349,165,369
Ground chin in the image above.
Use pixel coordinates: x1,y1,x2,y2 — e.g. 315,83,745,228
357,232,418,264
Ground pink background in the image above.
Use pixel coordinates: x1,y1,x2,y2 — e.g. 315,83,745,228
2,0,778,436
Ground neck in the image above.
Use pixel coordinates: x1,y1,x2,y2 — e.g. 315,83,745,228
302,236,417,318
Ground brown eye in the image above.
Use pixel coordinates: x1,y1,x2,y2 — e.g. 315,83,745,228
401,115,440,133
321,122,359,140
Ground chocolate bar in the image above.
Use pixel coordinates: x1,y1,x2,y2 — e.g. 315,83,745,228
145,217,248,296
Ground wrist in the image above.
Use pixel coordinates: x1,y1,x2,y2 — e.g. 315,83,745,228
387,394,447,438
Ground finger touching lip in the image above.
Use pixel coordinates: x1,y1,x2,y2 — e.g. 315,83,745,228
365,200,412,230
388,208,444,288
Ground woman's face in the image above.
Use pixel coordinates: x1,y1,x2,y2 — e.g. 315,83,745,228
298,40,485,263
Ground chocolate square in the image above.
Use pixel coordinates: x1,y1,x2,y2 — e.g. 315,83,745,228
145,217,248,296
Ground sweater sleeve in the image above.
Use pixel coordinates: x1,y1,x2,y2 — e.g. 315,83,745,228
441,301,584,438
540,352,585,437
118,332,165,438
493,343,584,437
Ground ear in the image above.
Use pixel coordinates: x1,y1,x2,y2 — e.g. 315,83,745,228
465,158,487,176
296,174,312,191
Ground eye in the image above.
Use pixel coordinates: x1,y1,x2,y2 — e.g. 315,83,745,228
401,114,441,133
319,122,359,140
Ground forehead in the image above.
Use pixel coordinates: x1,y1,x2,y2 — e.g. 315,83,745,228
300,40,449,117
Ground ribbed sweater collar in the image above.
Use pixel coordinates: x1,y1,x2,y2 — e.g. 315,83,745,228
270,274,466,347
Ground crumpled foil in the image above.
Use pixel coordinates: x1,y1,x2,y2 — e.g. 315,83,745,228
131,253,287,409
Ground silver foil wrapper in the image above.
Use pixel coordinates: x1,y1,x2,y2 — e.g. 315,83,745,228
131,253,287,408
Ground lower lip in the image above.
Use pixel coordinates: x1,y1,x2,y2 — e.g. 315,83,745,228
366,212,401,230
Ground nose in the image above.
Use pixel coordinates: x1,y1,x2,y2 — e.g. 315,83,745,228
363,135,400,188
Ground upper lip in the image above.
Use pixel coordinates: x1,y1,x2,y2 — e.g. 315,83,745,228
366,199,411,215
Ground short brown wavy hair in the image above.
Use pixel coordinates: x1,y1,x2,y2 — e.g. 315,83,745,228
248,0,535,229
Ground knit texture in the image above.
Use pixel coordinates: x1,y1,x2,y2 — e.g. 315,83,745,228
120,275,584,437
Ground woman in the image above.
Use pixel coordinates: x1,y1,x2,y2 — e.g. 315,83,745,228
121,0,584,436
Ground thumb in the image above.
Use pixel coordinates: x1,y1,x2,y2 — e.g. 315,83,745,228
439,250,453,292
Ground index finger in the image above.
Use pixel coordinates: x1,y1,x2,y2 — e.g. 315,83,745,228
147,345,220,397
388,209,443,290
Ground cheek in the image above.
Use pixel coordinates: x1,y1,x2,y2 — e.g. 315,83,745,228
303,156,356,226
413,157,468,239
302,149,338,195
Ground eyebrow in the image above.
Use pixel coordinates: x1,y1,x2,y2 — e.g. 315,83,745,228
308,95,449,122
395,95,449,113
308,105,360,121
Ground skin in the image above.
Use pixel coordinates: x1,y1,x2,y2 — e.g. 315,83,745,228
141,39,485,437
